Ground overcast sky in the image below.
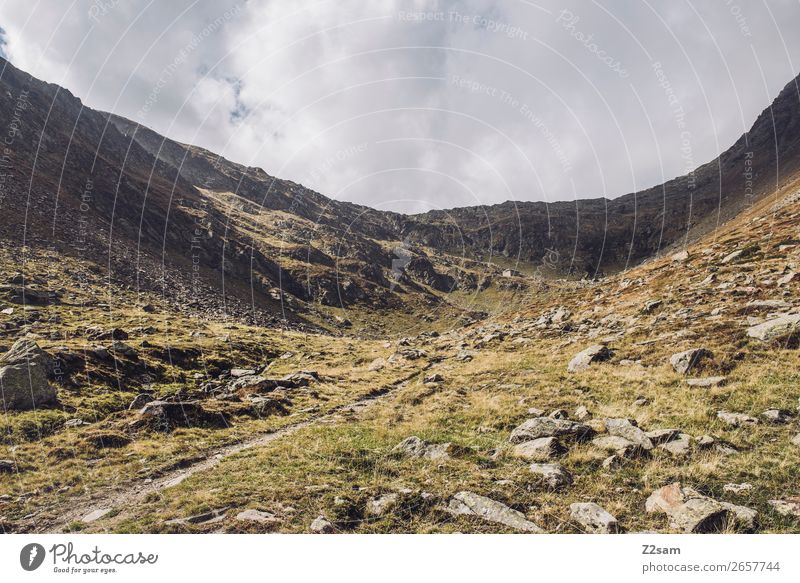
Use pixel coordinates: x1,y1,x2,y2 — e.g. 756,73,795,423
2,0,799,213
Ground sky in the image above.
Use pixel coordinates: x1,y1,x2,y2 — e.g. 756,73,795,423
1,0,799,214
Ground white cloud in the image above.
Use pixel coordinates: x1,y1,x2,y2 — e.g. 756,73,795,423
2,0,799,211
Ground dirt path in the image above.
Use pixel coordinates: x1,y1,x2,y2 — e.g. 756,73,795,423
27,368,425,533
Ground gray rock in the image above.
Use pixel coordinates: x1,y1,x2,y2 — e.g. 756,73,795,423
602,454,624,470
567,344,612,373
235,509,280,525
592,435,641,457
509,417,594,443
605,418,654,450
310,516,335,533
393,436,462,460
746,313,800,342
0,338,55,371
81,508,112,523
792,434,800,448
658,433,692,457
365,493,399,517
641,299,663,314
569,502,619,533
574,405,591,421
166,508,227,527
230,368,257,378
723,483,753,495
645,483,731,533
512,437,567,461
686,376,726,388
529,463,573,489
0,361,57,410
645,429,681,445
768,498,800,518
761,409,793,424
669,348,712,374
448,491,543,533
717,410,758,428
128,393,154,410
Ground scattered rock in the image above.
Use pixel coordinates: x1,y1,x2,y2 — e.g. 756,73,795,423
81,508,112,523
393,436,464,460
641,299,663,314
658,433,692,457
448,491,543,533
567,344,612,373
669,348,712,375
645,429,681,445
529,463,573,489
512,437,567,461
717,410,758,428
592,435,647,459
365,493,399,518
792,434,800,448
768,498,800,518
569,502,619,533
746,313,800,342
671,250,689,262
605,418,654,450
686,376,726,388
235,509,280,525
509,417,594,443
166,508,227,527
645,483,731,533
761,409,793,424
573,405,591,421
723,483,753,495
128,393,154,410
130,400,227,432
309,516,335,533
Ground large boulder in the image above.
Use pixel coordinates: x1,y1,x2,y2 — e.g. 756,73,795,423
0,340,57,410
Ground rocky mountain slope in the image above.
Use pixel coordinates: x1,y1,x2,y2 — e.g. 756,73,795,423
2,57,800,330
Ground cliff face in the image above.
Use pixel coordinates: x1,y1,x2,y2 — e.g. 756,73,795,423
2,56,799,320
